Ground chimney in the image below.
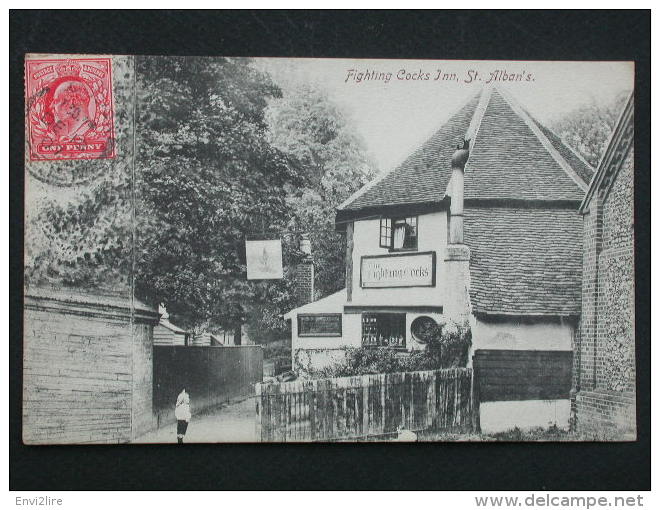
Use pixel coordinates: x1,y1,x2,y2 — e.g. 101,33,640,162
295,233,314,306
449,140,469,244
444,140,471,321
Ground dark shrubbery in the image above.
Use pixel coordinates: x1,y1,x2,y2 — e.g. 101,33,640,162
313,319,472,379
262,342,291,360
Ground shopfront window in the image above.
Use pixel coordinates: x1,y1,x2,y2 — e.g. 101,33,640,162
361,313,406,349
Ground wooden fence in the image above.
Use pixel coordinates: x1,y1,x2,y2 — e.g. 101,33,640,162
255,368,476,442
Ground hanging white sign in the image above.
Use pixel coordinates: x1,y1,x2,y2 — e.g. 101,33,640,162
246,239,284,280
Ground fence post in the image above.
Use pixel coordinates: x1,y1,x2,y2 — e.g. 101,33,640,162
471,364,481,433
380,374,387,435
255,382,262,442
362,376,369,438
310,379,318,441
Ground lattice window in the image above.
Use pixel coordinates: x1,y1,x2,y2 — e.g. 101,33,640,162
379,217,392,248
380,216,417,250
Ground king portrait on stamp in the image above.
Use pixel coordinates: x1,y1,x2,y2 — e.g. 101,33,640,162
25,56,115,161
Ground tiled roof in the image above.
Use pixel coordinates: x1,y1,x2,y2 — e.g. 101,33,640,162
338,87,589,317
531,117,595,186
464,90,588,201
464,207,583,316
339,95,480,212
339,88,592,216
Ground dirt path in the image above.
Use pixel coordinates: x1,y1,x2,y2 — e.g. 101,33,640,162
134,396,258,443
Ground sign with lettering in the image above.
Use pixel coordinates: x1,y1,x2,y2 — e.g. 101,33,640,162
297,314,343,337
360,252,435,288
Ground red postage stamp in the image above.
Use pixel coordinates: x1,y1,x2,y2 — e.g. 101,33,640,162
25,56,116,161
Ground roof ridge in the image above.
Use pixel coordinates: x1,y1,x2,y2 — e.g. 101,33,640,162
465,86,492,145
532,116,596,175
495,87,589,193
462,86,493,179
338,92,481,211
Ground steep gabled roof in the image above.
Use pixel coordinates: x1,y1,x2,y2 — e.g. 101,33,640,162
464,89,590,202
336,87,594,317
465,207,583,317
337,87,594,225
336,94,480,221
531,118,595,186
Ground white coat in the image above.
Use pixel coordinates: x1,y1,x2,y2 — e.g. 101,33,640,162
175,390,191,422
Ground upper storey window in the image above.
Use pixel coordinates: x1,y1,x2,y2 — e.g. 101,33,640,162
379,216,418,251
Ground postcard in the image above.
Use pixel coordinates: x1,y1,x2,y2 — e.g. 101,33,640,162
23,55,634,444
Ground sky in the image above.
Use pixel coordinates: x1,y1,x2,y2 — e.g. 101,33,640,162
257,58,634,172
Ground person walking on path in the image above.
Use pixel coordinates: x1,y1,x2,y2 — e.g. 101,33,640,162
175,388,191,444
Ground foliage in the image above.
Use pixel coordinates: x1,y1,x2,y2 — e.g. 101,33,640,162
264,81,377,298
133,56,305,333
25,57,376,343
310,320,472,379
423,318,473,369
262,342,292,360
550,91,630,168
24,57,136,291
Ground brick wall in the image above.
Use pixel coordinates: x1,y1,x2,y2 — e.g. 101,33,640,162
23,288,158,444
295,260,314,306
576,127,635,438
575,390,635,439
579,196,602,391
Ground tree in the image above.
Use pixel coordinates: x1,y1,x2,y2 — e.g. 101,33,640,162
550,91,630,168
265,82,377,299
134,56,306,333
24,57,375,345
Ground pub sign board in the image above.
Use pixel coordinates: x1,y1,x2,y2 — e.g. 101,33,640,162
246,239,284,280
360,251,436,288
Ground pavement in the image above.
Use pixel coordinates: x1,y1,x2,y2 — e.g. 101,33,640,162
134,396,258,443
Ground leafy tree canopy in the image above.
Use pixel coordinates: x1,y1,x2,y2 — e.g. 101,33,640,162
264,80,377,301
550,91,630,168
25,57,377,344
135,56,306,333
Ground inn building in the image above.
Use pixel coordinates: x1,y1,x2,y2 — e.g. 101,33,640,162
285,88,595,427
